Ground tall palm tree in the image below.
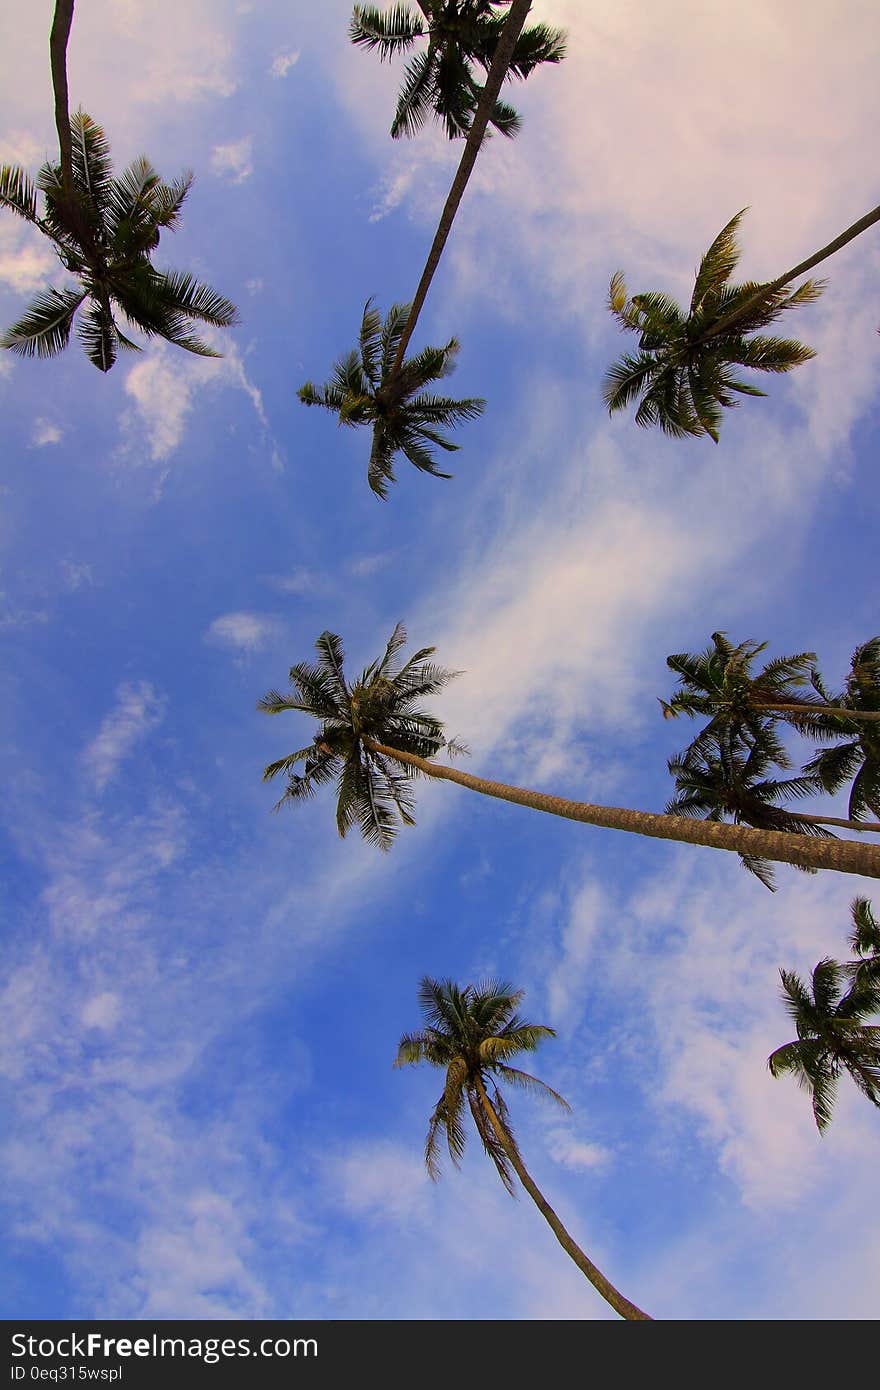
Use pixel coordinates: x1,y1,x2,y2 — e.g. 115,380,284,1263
0,111,238,371
603,202,880,441
297,300,484,497
397,976,652,1320
768,957,880,1131
258,625,880,880
386,0,545,378
350,2,566,140
805,639,880,823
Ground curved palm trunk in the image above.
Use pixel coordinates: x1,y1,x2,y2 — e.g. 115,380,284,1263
473,1076,652,1320
785,811,880,833
363,738,880,879
700,203,880,343
390,0,533,375
50,0,76,206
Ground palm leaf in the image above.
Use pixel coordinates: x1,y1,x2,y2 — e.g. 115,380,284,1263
1,287,86,358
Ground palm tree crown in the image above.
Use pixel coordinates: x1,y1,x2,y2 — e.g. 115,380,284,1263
768,954,880,1131
258,623,465,849
350,2,566,140
602,210,823,441
0,111,238,372
396,976,567,1188
298,300,485,498
805,638,880,823
661,632,828,742
666,730,830,890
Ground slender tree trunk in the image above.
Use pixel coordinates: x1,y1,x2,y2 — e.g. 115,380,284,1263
362,738,880,879
390,0,533,375
755,701,880,724
698,203,880,344
784,811,880,833
473,1076,652,1320
50,0,76,207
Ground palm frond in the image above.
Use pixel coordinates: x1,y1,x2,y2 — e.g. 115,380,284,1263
2,286,86,358
0,164,37,222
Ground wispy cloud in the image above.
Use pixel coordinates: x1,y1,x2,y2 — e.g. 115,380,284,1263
210,136,253,184
82,681,166,794
204,611,280,654
31,418,62,448
270,49,300,79
122,341,277,470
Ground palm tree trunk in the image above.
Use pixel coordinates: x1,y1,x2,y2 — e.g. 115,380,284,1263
784,811,880,833
756,701,880,724
473,1076,652,1320
362,738,880,879
699,203,880,344
390,0,533,375
50,0,76,207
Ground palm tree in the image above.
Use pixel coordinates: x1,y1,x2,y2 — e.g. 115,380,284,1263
297,300,484,497
846,898,880,989
350,2,566,140
768,958,880,1131
805,639,880,823
258,625,880,880
666,732,836,890
603,202,880,440
662,632,880,735
396,976,652,1319
385,0,550,379
0,111,238,371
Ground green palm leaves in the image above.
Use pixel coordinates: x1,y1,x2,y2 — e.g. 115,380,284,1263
396,976,566,1188
769,899,880,1130
258,624,463,849
806,638,880,823
298,300,485,497
666,734,829,891
0,111,238,372
663,632,880,887
603,210,823,440
350,2,566,140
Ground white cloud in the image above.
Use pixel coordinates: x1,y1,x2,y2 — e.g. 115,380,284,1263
329,1141,428,1224
210,136,253,184
0,224,55,293
204,611,279,653
31,418,62,448
545,1129,612,1173
270,49,300,79
122,340,274,467
263,568,319,595
81,992,123,1031
82,681,166,794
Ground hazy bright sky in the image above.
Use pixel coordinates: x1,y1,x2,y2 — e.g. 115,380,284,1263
1,0,879,1320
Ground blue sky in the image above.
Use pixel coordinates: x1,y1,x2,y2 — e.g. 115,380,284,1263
1,0,879,1320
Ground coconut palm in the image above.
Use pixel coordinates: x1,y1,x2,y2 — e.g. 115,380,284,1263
805,639,880,823
383,0,550,379
297,300,484,497
602,210,828,440
768,958,880,1131
259,625,880,880
662,632,880,732
666,732,836,890
350,1,566,140
0,111,238,371
846,898,880,989
396,976,651,1319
